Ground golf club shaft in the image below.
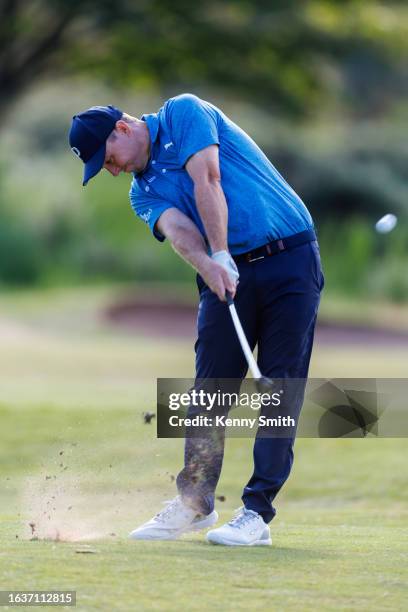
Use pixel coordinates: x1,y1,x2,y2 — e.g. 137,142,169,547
226,291,262,379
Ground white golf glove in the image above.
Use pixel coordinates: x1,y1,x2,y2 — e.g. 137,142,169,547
211,250,240,285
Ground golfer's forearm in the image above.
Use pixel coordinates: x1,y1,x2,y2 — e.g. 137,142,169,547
194,179,228,253
170,224,212,276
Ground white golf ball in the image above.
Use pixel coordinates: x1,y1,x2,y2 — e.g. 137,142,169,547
375,214,397,234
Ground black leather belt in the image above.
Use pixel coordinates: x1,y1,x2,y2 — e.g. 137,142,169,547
232,229,317,264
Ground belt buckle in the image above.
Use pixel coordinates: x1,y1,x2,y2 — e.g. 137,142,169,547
248,253,265,263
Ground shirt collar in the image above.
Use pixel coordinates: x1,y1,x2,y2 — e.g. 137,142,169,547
141,113,160,145
132,113,160,179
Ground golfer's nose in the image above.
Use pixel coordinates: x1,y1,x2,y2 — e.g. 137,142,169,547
107,165,121,177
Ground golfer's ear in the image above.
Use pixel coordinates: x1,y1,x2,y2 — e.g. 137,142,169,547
115,120,131,134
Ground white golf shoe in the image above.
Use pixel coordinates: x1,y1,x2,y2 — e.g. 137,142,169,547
129,496,218,541
207,507,271,546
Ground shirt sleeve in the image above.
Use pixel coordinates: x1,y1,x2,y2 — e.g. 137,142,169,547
165,94,220,167
129,183,172,242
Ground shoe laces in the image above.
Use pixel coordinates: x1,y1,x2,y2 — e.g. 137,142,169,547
154,497,182,523
228,507,258,530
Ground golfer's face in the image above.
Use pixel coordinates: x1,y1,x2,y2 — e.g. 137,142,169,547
103,131,138,176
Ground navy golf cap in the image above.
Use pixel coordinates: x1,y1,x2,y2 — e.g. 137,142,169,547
69,105,123,186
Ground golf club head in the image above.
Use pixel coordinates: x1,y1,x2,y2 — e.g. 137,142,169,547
256,376,275,394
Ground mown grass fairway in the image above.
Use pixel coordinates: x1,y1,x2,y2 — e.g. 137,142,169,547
0,286,407,611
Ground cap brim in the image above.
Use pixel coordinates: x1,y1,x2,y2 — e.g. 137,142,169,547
83,143,106,186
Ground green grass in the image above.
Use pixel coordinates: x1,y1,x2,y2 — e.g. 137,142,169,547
0,286,407,611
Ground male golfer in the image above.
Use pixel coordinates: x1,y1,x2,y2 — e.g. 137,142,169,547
69,94,324,546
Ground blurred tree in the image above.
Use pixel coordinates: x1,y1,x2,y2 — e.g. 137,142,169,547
0,0,407,125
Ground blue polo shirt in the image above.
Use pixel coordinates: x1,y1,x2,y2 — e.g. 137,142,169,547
129,94,313,255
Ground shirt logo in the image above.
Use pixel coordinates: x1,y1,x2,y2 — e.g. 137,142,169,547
164,141,174,150
147,176,156,183
138,208,152,224
71,146,81,158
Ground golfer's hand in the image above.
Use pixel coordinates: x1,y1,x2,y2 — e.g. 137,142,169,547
211,250,240,285
201,257,238,301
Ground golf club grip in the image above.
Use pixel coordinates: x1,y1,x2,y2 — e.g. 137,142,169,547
225,290,234,306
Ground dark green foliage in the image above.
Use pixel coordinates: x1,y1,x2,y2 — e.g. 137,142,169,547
0,2,407,300
0,1,407,122
0,219,42,285
261,119,408,225
1,106,407,299
318,219,408,302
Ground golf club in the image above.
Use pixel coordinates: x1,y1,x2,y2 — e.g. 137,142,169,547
225,291,274,393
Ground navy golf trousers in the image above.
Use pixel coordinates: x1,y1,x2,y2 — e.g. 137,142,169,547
176,238,324,523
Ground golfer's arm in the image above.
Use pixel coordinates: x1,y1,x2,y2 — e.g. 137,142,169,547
156,208,212,275
185,145,228,253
